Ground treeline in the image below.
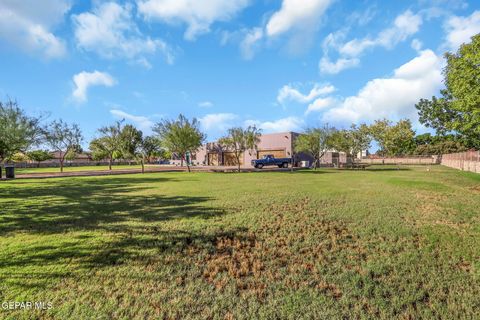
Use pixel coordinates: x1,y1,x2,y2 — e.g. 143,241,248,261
0,99,471,173
0,104,205,173
293,119,471,169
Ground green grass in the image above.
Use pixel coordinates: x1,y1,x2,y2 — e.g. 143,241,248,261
14,164,151,174
0,166,479,319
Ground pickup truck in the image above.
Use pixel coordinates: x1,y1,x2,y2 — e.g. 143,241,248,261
251,155,292,169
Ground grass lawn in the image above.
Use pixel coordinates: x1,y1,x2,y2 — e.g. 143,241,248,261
0,166,479,319
14,164,150,174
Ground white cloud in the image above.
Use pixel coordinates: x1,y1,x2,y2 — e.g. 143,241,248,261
198,101,214,108
137,0,250,40
0,0,70,58
305,97,337,115
319,56,360,74
245,117,304,133
224,0,332,59
321,10,422,74
266,0,333,37
72,2,174,65
341,10,422,55
277,83,335,105
322,50,444,124
199,113,238,131
411,38,423,52
444,11,480,51
72,71,117,103
110,109,154,132
240,28,264,60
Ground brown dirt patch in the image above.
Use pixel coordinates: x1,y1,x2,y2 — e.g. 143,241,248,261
196,197,367,299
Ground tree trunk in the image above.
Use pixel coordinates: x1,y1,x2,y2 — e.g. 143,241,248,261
109,158,112,170
236,155,241,173
141,159,145,174
59,151,64,172
37,162,40,168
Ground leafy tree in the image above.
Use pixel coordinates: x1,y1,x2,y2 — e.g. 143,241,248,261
369,119,415,156
141,136,164,163
153,114,205,172
413,133,434,146
294,126,332,169
119,124,143,165
89,121,123,170
329,129,351,156
135,136,167,173
416,33,480,148
218,126,262,172
416,92,456,136
11,152,28,162
0,99,43,163
329,124,371,161
349,124,372,159
44,119,83,172
413,133,468,155
27,150,53,167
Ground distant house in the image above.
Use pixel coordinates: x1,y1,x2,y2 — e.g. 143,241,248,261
171,132,315,167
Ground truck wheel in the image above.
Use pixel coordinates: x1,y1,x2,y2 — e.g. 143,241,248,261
282,162,288,168
257,164,263,169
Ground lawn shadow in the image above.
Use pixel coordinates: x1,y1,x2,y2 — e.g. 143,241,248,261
0,175,236,292
0,176,225,236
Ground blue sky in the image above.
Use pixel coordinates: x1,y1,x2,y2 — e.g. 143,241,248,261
1,0,479,145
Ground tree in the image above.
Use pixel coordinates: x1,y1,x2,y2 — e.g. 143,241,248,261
218,126,262,172
349,124,371,160
369,119,415,156
89,121,123,170
153,114,205,172
27,150,53,167
44,119,83,172
413,133,468,155
140,136,164,163
329,129,352,157
294,126,332,169
11,152,28,162
135,136,166,173
416,33,480,148
0,99,43,163
119,124,143,165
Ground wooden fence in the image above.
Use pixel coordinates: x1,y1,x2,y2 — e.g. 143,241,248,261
441,150,480,173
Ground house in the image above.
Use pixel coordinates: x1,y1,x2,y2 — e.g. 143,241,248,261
171,132,315,167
